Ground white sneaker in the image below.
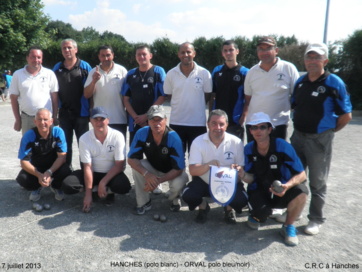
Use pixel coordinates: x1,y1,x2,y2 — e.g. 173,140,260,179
304,221,322,235
152,184,163,195
269,208,284,219
275,211,303,223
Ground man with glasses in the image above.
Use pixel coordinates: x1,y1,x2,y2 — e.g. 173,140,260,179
62,107,131,212
241,112,308,246
291,43,352,235
241,36,299,143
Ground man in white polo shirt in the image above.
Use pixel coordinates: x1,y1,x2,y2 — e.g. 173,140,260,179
10,46,59,135
241,36,299,143
182,109,248,224
62,107,131,212
164,42,212,154
84,45,128,139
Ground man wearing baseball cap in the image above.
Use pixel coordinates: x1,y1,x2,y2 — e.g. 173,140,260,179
62,106,131,212
241,36,299,143
240,112,308,246
128,105,188,215
291,43,352,235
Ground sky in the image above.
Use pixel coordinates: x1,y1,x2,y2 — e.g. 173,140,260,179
42,0,362,44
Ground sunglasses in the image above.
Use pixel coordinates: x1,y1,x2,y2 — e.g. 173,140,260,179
250,125,268,131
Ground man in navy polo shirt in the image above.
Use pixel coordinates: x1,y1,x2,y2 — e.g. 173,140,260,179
16,108,71,202
291,43,352,235
53,39,92,168
210,40,249,140
128,105,188,215
242,112,308,246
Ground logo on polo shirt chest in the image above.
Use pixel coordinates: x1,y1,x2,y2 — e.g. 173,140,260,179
224,151,234,160
107,145,115,152
162,147,169,154
233,75,241,82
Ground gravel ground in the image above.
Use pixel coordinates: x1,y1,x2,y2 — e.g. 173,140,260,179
0,100,361,272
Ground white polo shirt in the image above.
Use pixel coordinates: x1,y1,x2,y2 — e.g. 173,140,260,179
85,63,127,125
244,58,299,126
79,127,126,173
164,62,212,126
9,66,58,116
189,132,244,184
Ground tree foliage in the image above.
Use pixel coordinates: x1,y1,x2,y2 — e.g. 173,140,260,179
0,0,50,71
335,30,362,109
1,4,361,108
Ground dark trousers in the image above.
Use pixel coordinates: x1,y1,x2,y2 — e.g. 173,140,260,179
62,169,131,195
129,124,143,147
109,124,128,142
170,125,206,154
246,124,288,143
226,124,245,142
59,109,89,167
182,176,248,213
16,164,72,190
248,182,308,222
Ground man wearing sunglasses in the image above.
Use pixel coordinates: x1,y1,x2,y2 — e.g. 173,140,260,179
240,112,308,246
62,107,131,212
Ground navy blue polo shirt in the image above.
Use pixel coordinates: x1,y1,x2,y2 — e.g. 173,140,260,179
128,126,185,173
244,137,304,192
211,64,249,125
18,126,67,170
292,72,352,134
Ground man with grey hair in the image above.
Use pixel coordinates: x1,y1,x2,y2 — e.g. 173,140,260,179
53,38,92,168
128,105,188,215
291,43,352,235
16,108,72,202
164,42,212,154
182,109,248,224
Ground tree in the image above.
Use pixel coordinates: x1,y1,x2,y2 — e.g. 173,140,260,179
336,30,362,109
45,20,83,42
151,38,179,72
0,0,50,71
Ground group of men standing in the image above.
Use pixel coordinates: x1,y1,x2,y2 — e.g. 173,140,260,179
9,36,352,247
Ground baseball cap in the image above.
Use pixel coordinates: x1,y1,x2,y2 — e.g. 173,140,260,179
91,107,108,119
305,43,329,58
147,105,166,120
257,36,277,47
247,112,274,128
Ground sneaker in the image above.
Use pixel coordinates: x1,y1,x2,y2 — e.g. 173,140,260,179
280,224,299,246
136,200,152,215
195,203,210,224
304,221,322,235
269,208,284,219
152,184,163,195
224,208,237,224
247,216,260,230
105,193,115,206
29,187,43,202
51,187,64,201
170,199,181,212
275,211,303,223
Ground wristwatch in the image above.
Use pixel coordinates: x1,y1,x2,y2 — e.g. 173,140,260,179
46,169,53,176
